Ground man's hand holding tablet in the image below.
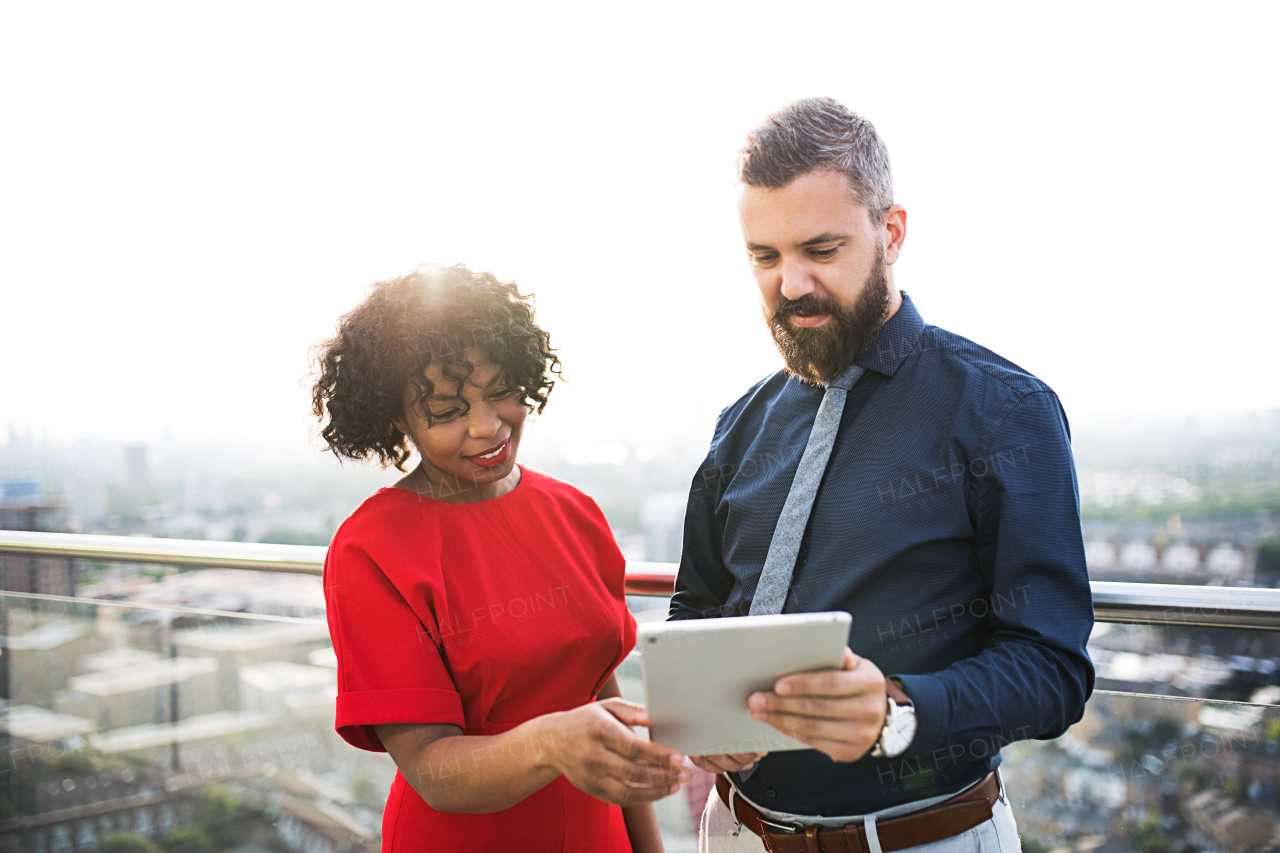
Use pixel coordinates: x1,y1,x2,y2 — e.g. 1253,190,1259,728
746,648,890,762
690,648,889,771
638,612,856,763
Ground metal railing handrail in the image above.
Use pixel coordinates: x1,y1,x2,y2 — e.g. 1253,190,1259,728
0,530,328,574
4,530,1280,631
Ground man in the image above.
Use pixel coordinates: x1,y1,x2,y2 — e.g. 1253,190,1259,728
670,97,1094,852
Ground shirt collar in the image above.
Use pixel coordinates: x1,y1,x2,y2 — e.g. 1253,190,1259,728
856,291,925,377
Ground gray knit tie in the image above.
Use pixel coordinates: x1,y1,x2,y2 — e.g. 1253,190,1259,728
749,362,865,615
737,364,863,780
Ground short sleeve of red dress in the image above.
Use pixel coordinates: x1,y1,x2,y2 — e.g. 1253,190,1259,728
323,467,638,853
324,528,466,750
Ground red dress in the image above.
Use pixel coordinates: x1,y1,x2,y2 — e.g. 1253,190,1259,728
324,467,638,852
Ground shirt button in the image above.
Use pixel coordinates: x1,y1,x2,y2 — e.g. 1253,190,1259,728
796,555,807,567
766,789,777,798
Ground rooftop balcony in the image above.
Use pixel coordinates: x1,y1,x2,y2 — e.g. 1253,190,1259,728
4,532,1280,852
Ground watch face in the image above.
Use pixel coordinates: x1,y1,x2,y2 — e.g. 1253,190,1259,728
881,708,918,757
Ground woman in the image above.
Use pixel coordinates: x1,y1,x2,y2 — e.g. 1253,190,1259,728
311,264,687,852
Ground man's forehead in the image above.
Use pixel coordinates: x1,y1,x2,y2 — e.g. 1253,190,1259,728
738,171,871,241
737,169,862,204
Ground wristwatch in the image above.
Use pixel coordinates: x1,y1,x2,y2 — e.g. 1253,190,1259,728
870,678,917,758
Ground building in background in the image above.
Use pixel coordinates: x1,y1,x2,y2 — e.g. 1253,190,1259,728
0,480,76,597
124,445,149,490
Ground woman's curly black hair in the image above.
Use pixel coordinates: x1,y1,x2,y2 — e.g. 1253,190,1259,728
310,263,562,471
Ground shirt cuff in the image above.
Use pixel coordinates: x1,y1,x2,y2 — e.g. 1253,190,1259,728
890,673,949,755
336,688,466,753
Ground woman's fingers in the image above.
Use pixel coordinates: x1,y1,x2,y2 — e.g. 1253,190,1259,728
573,768,673,806
593,775,681,806
593,710,687,775
556,703,689,804
598,697,650,728
613,750,685,787
572,749,685,805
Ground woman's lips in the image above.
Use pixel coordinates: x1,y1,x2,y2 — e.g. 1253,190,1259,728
466,438,511,468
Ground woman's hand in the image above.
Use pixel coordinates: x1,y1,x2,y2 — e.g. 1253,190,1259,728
545,698,690,806
378,695,687,815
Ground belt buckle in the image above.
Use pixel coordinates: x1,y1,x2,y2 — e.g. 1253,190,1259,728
757,817,804,836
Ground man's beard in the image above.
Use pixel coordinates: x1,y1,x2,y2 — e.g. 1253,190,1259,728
765,245,891,386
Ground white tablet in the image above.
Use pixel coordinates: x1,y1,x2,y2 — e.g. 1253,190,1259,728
638,611,852,757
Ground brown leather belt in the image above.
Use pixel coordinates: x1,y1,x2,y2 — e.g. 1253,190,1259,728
714,771,999,853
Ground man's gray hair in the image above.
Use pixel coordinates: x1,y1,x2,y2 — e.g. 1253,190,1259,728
738,97,893,218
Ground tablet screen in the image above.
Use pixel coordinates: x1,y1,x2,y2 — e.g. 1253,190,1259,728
638,612,851,756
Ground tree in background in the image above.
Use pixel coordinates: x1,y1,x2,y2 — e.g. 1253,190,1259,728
160,828,215,853
98,833,160,853
1257,536,1280,587
199,785,243,850
1132,814,1175,853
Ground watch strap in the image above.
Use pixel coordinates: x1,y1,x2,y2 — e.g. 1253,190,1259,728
886,677,912,707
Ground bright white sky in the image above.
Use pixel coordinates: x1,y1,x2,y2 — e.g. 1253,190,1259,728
2,2,1277,460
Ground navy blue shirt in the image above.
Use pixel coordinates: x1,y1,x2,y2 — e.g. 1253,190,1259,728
670,293,1094,815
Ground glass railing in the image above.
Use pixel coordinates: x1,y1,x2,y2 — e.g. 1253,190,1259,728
5,532,1280,852
0,591,386,853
